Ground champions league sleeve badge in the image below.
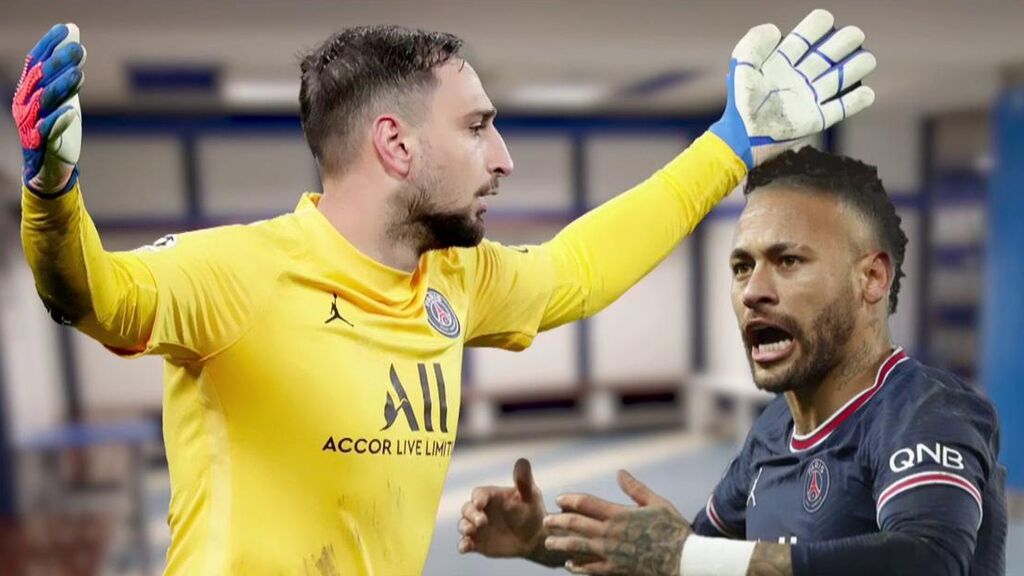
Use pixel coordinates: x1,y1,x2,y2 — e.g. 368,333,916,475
803,458,831,513
424,289,460,339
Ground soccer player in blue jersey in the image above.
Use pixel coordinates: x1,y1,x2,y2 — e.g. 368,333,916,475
459,148,1006,575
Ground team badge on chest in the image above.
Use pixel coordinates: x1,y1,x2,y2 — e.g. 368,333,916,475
802,458,830,513
425,288,460,338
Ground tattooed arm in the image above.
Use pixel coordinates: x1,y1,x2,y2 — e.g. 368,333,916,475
543,471,689,575
747,543,793,576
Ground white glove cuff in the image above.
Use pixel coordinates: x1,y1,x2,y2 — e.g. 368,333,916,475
680,535,756,576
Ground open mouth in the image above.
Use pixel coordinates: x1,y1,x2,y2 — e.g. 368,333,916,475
745,322,797,365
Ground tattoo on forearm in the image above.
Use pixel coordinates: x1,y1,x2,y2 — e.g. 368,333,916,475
605,508,686,576
747,543,793,576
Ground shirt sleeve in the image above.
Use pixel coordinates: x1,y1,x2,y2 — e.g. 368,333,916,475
463,131,746,350
856,382,999,574
21,183,272,363
691,438,754,539
869,385,995,534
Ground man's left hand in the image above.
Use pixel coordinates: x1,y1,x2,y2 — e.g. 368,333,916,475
543,470,691,575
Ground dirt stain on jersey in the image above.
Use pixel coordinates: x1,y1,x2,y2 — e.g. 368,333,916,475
305,545,339,576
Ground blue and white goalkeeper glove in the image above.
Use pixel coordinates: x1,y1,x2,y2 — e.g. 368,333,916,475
12,23,86,196
710,9,876,169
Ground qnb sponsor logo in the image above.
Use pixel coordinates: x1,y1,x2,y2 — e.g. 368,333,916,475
889,442,965,473
321,362,453,458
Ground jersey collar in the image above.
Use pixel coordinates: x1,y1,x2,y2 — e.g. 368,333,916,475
789,347,909,453
294,193,431,312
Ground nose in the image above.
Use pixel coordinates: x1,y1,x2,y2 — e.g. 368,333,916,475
488,128,514,178
741,263,779,310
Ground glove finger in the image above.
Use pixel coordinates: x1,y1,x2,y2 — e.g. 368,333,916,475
775,9,834,65
813,50,876,102
797,25,865,80
40,97,82,165
731,23,782,68
40,65,84,117
821,85,875,129
42,43,86,86
26,23,76,68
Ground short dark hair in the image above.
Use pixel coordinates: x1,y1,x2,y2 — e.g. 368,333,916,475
299,25,464,174
744,147,909,315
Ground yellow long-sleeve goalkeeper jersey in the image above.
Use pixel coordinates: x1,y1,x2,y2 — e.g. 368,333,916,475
20,132,745,575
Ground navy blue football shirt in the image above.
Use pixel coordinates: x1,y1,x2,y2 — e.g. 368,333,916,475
691,348,1006,575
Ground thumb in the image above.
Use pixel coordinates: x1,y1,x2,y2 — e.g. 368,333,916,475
617,470,656,507
731,23,781,67
513,458,536,502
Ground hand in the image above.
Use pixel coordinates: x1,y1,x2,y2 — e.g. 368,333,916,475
544,470,691,576
710,9,876,168
12,23,87,196
458,458,548,561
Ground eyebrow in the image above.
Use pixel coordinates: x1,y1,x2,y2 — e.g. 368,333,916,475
466,108,497,123
730,242,809,261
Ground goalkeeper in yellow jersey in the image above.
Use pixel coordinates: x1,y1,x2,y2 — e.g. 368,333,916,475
13,10,875,575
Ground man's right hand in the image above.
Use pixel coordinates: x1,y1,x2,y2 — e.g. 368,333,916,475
458,458,549,562
12,23,86,196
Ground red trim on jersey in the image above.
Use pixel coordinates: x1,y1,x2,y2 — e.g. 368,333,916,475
705,495,737,538
790,348,909,452
876,471,983,527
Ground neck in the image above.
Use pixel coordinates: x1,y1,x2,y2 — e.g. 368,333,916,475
317,173,421,273
785,329,894,436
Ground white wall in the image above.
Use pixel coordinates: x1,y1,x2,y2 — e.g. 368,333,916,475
0,256,64,444
79,135,186,218
586,135,694,386
199,136,318,216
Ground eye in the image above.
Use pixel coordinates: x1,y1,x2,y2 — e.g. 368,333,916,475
732,261,753,277
780,255,801,268
470,124,485,136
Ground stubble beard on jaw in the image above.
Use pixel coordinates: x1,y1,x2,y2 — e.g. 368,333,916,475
389,172,487,254
749,285,858,394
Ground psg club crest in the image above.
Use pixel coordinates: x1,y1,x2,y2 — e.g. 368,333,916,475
425,289,460,339
802,458,831,513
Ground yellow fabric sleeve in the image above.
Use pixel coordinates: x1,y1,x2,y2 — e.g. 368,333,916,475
464,131,747,350
21,184,268,361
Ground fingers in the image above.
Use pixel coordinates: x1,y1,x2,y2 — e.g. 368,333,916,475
556,493,625,522
458,517,477,537
42,43,86,85
731,23,782,68
565,558,614,575
616,469,655,507
821,86,875,128
544,512,606,538
27,24,77,68
457,536,475,554
812,50,876,102
775,9,835,65
513,458,535,502
796,25,865,80
461,494,489,528
544,534,604,557
40,66,83,117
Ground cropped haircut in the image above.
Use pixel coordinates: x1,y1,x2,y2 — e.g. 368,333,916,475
299,25,464,174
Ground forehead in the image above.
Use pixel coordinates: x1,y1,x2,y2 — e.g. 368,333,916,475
431,60,493,114
733,187,862,251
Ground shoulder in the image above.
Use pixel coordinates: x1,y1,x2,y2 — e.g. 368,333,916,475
875,358,997,425
867,357,999,451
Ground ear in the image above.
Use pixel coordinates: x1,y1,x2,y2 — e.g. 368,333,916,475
860,251,892,308
371,114,413,178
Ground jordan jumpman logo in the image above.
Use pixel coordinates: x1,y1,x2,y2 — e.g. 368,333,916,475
324,294,354,327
